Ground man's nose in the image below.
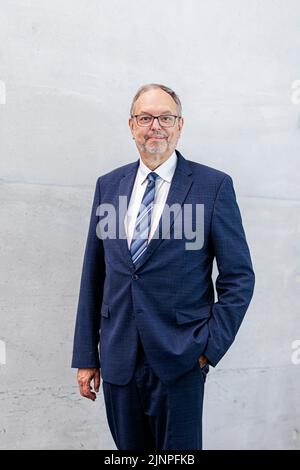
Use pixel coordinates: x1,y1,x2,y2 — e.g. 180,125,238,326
150,117,162,130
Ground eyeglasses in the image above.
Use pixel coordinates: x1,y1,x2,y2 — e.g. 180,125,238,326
132,114,180,127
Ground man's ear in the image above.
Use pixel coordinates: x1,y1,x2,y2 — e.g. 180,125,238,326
128,117,135,137
129,117,135,131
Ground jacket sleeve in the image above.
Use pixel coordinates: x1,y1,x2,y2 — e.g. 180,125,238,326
203,175,255,367
71,177,105,369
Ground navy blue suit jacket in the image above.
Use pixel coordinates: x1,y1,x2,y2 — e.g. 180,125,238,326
71,150,255,385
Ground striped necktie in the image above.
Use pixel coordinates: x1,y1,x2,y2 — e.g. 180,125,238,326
130,172,158,264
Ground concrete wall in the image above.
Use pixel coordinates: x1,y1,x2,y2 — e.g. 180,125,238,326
0,0,299,449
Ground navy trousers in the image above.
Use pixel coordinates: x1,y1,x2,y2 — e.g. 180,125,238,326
102,334,208,450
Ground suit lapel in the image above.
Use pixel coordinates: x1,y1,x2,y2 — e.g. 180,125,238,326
117,160,139,271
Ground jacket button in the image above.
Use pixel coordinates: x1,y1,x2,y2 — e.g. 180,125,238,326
132,274,139,280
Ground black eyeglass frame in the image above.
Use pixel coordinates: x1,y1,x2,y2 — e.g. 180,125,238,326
131,114,181,127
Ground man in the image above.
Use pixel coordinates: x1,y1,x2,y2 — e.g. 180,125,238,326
71,83,255,450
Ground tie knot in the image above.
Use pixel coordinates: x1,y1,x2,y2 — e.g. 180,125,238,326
147,172,158,184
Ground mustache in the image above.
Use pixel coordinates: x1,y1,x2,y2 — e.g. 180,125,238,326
145,133,168,139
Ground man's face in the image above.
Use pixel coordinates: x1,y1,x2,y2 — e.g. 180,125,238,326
129,88,184,161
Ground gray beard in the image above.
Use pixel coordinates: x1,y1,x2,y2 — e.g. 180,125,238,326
142,140,169,154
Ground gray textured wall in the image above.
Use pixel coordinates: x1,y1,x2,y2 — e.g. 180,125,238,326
0,0,299,450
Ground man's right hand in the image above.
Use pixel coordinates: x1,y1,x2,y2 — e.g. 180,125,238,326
77,368,101,401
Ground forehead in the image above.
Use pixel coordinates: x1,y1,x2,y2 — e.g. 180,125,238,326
134,88,177,114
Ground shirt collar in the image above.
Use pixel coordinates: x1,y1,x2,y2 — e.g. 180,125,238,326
138,151,177,184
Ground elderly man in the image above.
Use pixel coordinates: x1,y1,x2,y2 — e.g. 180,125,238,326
71,83,255,450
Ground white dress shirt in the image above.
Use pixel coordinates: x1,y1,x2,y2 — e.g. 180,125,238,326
125,151,178,249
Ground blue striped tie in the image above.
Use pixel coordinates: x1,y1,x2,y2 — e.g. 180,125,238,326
130,172,159,264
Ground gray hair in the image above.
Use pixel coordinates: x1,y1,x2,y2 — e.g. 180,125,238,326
130,83,182,117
